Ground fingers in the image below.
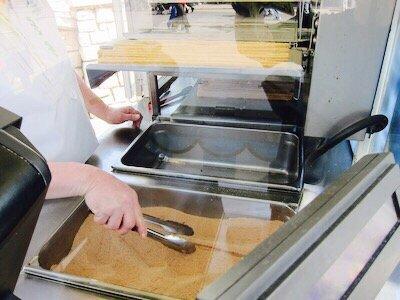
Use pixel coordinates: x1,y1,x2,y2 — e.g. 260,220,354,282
133,114,142,128
130,113,141,121
118,210,136,234
121,106,141,115
111,106,142,125
84,171,146,236
121,107,142,121
120,106,135,114
120,112,141,124
105,210,123,230
133,201,147,237
93,213,109,225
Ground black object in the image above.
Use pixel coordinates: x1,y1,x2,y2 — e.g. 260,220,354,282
304,115,388,184
0,107,51,299
231,2,295,17
306,115,388,165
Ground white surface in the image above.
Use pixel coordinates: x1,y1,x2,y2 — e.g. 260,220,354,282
299,184,324,210
376,265,400,300
0,0,98,162
305,0,397,139
355,0,400,160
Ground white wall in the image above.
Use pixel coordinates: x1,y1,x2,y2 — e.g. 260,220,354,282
47,0,128,105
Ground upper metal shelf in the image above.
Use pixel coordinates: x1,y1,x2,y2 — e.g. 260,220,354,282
87,38,303,88
86,60,304,89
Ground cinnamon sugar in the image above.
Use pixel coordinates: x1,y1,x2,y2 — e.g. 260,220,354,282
52,207,283,299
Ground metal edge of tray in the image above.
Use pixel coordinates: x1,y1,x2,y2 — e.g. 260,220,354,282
134,179,298,215
114,170,301,206
169,115,299,133
23,189,296,299
113,165,301,192
116,172,301,215
86,63,304,89
24,262,172,300
111,121,302,192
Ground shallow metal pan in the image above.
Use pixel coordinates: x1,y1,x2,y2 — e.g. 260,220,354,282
24,185,294,300
113,122,300,191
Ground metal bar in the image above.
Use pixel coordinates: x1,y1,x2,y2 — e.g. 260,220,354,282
145,228,196,254
86,63,304,82
157,76,177,98
159,154,289,176
146,73,160,118
113,164,301,192
143,213,194,236
112,0,133,99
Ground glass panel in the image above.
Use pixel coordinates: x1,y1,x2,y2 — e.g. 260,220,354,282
49,189,293,300
100,2,305,70
166,77,303,126
100,1,312,126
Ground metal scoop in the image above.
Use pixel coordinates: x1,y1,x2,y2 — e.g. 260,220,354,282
146,228,196,254
143,214,194,236
138,214,196,254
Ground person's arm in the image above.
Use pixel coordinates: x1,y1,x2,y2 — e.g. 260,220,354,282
47,162,147,236
75,73,142,127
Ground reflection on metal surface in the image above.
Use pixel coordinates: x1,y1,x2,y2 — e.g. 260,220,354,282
143,213,195,236
143,213,196,253
158,153,289,175
145,227,196,254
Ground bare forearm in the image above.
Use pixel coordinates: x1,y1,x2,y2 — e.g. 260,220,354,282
75,72,142,126
46,162,98,199
76,73,108,119
46,161,147,235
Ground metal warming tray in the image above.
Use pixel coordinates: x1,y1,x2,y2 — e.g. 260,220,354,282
24,185,294,299
113,122,301,191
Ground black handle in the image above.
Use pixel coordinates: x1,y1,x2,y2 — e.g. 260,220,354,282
306,114,388,165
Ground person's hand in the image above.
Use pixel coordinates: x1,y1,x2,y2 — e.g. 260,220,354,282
84,168,147,236
47,162,147,236
105,106,142,128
